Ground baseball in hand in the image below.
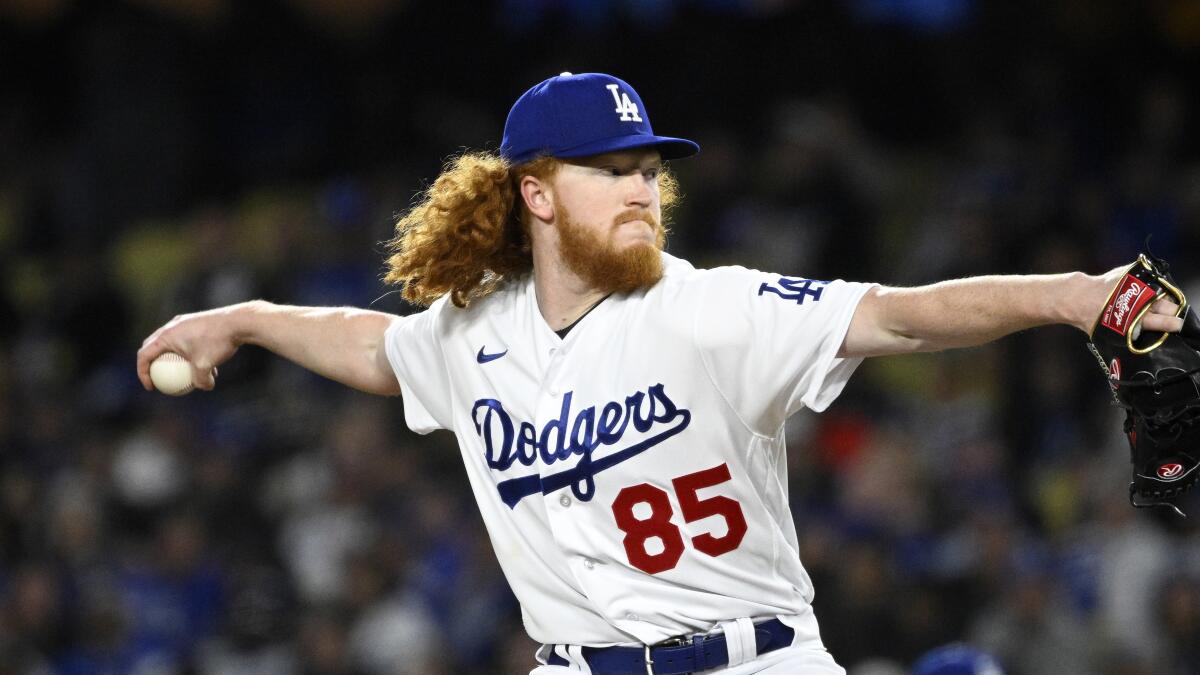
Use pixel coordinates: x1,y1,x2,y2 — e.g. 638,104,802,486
149,352,196,396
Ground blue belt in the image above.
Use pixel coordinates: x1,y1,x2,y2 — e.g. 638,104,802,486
545,618,794,675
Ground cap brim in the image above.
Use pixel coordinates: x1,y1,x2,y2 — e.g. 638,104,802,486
554,133,700,161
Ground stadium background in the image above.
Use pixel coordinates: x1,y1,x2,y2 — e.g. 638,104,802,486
2,0,1199,673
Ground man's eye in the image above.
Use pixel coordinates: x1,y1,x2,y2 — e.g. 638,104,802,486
645,168,660,179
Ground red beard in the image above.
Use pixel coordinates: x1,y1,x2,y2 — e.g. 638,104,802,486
555,205,665,294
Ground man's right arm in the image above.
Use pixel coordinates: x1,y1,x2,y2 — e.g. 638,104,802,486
136,300,402,397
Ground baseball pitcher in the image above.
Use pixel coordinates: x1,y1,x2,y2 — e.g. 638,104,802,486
137,73,1188,674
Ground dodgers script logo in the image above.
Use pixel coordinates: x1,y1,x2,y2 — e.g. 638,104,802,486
471,384,691,508
758,277,827,304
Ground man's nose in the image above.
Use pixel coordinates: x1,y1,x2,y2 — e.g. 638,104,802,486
624,174,653,207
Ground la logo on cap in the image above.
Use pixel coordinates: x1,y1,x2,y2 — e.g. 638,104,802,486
606,84,642,122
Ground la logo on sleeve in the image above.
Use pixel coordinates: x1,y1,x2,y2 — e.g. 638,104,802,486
758,277,828,305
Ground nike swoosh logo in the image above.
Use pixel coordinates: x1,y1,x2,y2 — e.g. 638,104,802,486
476,347,508,364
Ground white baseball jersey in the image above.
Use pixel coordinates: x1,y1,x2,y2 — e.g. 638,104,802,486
383,253,872,646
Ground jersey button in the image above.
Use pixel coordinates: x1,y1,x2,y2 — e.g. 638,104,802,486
583,558,594,570
549,386,559,396
626,613,640,621
559,494,571,507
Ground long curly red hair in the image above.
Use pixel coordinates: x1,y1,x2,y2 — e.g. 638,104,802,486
383,151,680,307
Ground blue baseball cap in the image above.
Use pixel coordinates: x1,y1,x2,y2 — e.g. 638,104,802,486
912,644,1005,675
500,72,700,165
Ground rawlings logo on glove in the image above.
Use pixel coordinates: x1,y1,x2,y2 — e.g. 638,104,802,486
1159,463,1184,479
1088,253,1200,517
1100,275,1156,336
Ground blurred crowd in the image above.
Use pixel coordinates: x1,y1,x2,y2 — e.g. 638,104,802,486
2,1,1200,674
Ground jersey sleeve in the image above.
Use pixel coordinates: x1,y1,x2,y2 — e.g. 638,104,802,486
691,267,874,434
383,297,454,434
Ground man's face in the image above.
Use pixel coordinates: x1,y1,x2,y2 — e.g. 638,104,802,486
549,149,666,293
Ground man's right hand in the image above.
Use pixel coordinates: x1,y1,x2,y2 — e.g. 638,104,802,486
136,302,254,392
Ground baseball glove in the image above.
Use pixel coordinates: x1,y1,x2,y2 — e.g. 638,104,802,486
1088,252,1200,517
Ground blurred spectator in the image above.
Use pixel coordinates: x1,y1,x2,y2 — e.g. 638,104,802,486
969,560,1094,674
1154,575,1200,675
344,550,439,675
196,557,298,675
0,563,64,673
295,609,359,675
115,509,224,669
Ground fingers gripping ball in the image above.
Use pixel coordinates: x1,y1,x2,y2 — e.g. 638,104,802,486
1088,252,1200,517
149,352,196,396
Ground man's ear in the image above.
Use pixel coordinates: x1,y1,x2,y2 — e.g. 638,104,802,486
519,175,554,223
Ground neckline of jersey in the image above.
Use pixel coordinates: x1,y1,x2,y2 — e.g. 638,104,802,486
554,293,612,339
527,252,683,344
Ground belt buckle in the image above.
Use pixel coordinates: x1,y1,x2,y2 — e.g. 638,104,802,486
655,635,691,649
644,635,692,675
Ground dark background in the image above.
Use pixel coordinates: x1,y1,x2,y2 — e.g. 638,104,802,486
1,1,1199,673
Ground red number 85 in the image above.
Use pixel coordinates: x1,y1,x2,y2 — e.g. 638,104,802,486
610,463,748,574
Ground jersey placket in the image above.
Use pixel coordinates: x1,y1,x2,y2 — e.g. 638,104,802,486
530,312,615,610
534,341,601,596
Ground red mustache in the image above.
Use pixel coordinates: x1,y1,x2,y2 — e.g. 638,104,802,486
614,209,659,229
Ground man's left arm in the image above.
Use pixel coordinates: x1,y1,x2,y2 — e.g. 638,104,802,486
839,267,1185,359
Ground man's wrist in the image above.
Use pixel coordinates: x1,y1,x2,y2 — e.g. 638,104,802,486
1068,270,1113,335
226,300,273,347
